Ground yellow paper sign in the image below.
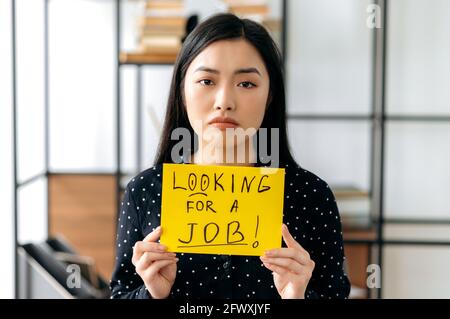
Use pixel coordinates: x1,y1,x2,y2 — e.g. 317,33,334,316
160,163,285,256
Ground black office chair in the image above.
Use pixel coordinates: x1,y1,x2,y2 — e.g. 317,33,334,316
19,236,110,299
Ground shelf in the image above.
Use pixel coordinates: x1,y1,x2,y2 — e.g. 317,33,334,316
333,185,369,198
333,185,372,231
341,215,373,231
343,227,377,242
119,51,177,65
287,113,450,122
287,113,373,121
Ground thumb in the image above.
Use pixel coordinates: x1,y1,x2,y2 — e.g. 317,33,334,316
143,226,162,243
281,223,300,249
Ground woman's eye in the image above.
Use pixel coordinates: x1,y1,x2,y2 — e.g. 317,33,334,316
199,79,213,86
239,81,256,89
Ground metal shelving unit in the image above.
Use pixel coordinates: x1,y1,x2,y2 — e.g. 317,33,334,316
284,0,450,299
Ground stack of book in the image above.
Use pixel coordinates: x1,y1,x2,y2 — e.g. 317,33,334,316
223,0,269,23
137,0,186,55
121,0,186,64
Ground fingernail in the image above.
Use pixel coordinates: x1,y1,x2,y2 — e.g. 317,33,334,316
265,250,273,256
158,245,167,251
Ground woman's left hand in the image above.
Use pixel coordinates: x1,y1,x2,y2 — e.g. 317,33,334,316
260,224,315,299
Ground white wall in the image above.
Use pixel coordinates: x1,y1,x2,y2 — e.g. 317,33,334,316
0,0,15,300
287,0,372,116
387,0,450,115
15,0,48,245
49,0,116,172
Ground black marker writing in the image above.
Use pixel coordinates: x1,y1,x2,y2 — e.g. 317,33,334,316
252,215,260,248
214,173,224,191
186,200,216,213
178,223,197,244
227,221,244,244
173,171,186,190
172,171,272,194
204,222,219,243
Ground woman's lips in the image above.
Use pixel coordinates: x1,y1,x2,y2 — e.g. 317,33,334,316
209,122,239,130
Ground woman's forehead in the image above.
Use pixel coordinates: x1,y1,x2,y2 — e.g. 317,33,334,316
187,39,267,75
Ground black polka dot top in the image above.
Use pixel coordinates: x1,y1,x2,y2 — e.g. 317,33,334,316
110,162,351,299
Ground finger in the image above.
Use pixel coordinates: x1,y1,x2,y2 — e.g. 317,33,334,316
262,262,288,275
147,259,178,279
281,224,305,252
260,256,303,274
143,226,163,243
136,251,177,271
263,247,310,265
134,241,167,253
132,241,169,266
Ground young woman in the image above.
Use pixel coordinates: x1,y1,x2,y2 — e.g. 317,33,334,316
110,13,351,299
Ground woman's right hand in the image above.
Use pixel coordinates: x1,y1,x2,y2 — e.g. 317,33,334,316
132,226,178,299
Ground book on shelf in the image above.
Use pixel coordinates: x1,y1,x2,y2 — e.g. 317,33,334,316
135,1,187,56
139,26,185,37
144,0,184,16
228,4,269,15
145,0,183,11
334,186,369,199
332,185,372,229
120,51,178,64
223,0,268,6
223,0,270,23
139,37,181,54
138,16,186,28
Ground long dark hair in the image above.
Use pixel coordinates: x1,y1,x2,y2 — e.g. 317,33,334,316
154,13,298,168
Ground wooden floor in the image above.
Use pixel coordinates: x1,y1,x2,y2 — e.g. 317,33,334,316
49,174,117,281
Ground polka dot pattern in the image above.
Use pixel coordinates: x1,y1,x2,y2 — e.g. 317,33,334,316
110,163,351,299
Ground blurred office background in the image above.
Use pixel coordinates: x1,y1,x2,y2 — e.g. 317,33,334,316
1,0,449,299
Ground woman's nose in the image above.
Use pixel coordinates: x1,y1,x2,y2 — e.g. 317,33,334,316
213,86,235,111
214,104,233,111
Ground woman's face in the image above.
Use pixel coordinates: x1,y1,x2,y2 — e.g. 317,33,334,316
183,38,270,147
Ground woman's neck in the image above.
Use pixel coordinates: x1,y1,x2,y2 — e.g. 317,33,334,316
190,139,257,167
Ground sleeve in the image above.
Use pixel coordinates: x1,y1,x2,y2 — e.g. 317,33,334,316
304,179,351,299
110,183,151,299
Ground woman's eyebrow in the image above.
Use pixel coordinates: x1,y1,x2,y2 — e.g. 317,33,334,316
194,66,261,77
235,67,261,77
